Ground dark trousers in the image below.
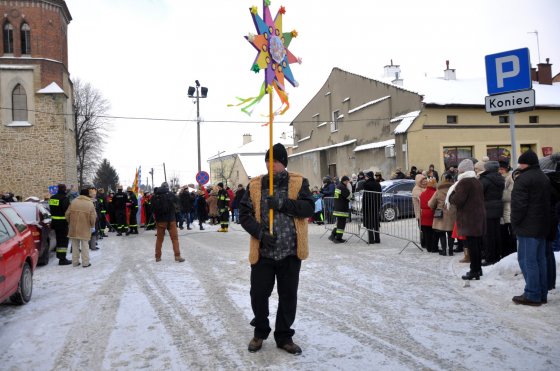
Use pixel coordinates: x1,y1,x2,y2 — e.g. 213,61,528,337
435,230,454,255
332,216,347,240
115,210,127,233
421,226,437,252
546,241,557,290
250,255,301,346
129,208,138,232
467,236,483,273
53,222,68,260
220,209,229,229
484,218,502,263
500,223,517,257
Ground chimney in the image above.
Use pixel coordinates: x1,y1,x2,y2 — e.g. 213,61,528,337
531,67,538,82
443,60,456,80
391,71,403,86
383,59,401,78
242,133,252,145
536,58,553,85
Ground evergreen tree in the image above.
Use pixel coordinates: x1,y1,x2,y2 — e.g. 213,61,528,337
93,159,119,192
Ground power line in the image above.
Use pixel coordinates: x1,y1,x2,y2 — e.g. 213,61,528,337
1,106,420,125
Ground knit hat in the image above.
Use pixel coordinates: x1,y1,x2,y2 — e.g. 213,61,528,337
518,150,538,166
484,161,500,172
341,176,350,183
217,182,224,188
365,171,374,179
474,160,486,173
161,182,169,188
265,143,288,168
458,159,474,173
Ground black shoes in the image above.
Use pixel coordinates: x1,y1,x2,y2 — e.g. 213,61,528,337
117,233,122,236
461,271,480,280
512,294,541,306
248,337,263,353
277,342,302,355
328,234,335,242
83,263,91,268
59,259,72,266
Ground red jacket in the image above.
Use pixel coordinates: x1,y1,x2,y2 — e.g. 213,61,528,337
420,187,436,226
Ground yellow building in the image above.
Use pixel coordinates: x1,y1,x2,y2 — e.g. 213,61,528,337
395,62,560,172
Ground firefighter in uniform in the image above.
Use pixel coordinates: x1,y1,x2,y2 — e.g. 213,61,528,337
113,185,128,236
143,192,156,230
329,176,352,243
127,187,139,234
216,182,230,232
49,183,72,265
97,188,108,238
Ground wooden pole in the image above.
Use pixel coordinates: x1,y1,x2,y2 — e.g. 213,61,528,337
268,85,274,234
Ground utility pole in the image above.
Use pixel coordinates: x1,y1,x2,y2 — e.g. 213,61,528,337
163,163,167,183
149,168,154,189
188,81,208,174
528,30,541,64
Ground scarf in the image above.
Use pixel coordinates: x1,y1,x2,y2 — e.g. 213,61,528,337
445,170,476,209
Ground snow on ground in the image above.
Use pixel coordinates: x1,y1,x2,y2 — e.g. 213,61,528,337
1,222,559,370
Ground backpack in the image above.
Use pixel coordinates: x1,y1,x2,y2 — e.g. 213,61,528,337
152,192,174,218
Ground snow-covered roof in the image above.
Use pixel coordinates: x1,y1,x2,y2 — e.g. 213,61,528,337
289,139,357,158
207,134,293,161
392,110,421,134
348,95,391,114
237,155,266,177
354,139,395,152
37,82,65,94
394,77,560,107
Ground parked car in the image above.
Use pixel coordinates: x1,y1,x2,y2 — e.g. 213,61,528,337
0,203,39,305
10,201,54,266
351,179,415,222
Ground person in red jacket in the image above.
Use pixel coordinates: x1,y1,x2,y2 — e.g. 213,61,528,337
420,178,437,252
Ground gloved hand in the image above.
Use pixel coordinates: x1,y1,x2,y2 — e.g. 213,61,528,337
260,229,277,249
266,196,285,211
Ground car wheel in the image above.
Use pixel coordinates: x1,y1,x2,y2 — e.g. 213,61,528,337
381,205,399,222
10,262,33,305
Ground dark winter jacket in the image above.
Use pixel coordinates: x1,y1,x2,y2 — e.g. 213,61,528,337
320,181,335,198
152,186,178,222
112,190,128,213
511,165,551,238
195,194,208,221
179,189,192,212
479,167,505,219
449,176,486,237
333,183,351,216
362,178,381,230
232,188,246,209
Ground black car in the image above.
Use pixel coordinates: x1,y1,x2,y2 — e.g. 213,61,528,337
352,179,415,222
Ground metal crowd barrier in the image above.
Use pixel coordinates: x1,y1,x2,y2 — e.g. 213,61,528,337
322,190,422,253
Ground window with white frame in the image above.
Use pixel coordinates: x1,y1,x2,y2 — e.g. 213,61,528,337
3,22,14,54
12,84,28,122
331,110,340,132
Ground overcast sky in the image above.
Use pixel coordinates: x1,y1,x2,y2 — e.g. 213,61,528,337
65,0,560,187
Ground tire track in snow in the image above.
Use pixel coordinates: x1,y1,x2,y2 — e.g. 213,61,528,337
52,262,127,370
132,263,245,369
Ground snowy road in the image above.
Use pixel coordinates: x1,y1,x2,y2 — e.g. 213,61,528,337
1,223,559,370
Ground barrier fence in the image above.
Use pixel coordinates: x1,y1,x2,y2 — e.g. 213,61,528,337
321,190,422,253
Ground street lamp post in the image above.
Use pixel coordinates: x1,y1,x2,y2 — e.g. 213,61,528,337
188,80,208,174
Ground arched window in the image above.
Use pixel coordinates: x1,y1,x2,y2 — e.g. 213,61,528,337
12,84,28,122
3,22,14,54
21,23,31,54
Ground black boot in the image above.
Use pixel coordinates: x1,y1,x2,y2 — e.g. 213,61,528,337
448,246,454,256
368,231,375,244
461,271,480,280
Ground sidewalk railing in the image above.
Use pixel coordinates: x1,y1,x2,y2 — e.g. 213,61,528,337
322,190,422,253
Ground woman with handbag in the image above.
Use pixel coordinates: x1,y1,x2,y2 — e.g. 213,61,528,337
429,173,456,255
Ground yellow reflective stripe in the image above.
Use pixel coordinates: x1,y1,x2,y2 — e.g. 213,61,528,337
56,248,67,253
52,216,66,220
49,199,60,206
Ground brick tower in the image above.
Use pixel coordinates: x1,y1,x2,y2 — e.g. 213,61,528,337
0,0,76,199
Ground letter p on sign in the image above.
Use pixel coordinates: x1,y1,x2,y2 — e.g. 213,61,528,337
495,55,520,88
485,48,531,95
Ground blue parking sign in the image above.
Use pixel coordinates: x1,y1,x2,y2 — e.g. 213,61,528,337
485,48,532,95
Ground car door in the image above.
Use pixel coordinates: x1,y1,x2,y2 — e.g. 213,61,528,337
1,208,31,292
0,211,19,298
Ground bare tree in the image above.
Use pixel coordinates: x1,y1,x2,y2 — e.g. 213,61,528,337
73,78,110,188
214,155,237,187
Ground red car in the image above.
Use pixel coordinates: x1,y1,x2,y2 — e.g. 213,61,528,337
0,203,38,305
10,201,54,266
